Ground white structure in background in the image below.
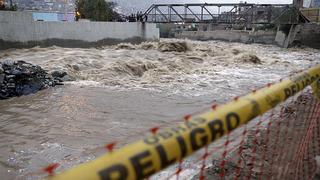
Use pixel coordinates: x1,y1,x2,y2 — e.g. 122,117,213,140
311,0,320,7
304,0,312,7
302,0,320,8
305,0,320,7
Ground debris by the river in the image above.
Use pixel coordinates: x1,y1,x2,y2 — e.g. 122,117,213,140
115,41,190,52
50,70,76,82
236,53,262,64
115,43,137,50
0,60,63,100
158,42,190,52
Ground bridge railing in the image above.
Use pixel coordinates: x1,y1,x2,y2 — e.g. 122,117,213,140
43,64,320,180
143,3,307,25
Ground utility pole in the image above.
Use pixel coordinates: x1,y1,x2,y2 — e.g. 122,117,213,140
64,0,68,21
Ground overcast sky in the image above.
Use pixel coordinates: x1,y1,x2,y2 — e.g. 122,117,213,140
183,0,293,4
114,0,297,14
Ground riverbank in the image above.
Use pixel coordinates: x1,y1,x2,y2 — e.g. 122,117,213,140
0,60,63,100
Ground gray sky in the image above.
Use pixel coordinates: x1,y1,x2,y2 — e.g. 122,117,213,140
114,0,296,14
186,0,293,4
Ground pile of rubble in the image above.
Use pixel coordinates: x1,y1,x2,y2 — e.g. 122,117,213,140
0,60,63,100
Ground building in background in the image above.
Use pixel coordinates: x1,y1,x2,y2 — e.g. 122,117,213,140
304,0,320,7
311,0,320,7
32,12,75,21
301,0,320,22
6,0,76,21
10,0,75,12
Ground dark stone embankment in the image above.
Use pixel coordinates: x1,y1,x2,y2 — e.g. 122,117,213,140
0,37,154,50
0,60,65,100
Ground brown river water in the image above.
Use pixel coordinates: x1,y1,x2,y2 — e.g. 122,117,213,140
0,39,319,179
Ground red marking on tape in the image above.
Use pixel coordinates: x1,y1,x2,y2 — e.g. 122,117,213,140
212,104,218,110
243,130,247,135
150,127,159,134
43,163,59,176
202,152,209,160
234,96,240,101
267,83,273,87
106,142,116,152
184,115,191,121
220,160,226,177
175,167,182,175
222,151,227,157
200,175,205,180
220,172,225,178
252,89,257,94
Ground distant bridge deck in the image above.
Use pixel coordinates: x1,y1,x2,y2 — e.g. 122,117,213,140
144,3,307,25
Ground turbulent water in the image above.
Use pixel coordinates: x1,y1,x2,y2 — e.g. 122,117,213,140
0,39,319,179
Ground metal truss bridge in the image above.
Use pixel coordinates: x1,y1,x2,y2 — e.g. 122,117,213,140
144,3,308,25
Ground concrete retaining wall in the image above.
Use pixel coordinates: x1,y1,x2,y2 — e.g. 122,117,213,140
0,11,159,49
295,23,320,49
175,30,277,45
175,24,320,49
275,23,320,49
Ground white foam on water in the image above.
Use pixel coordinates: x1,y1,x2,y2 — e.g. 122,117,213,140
1,39,319,179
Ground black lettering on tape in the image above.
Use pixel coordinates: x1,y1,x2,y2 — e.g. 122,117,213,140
291,85,297,95
176,136,187,158
208,120,224,141
311,76,317,84
156,144,176,169
306,78,311,86
226,112,240,131
99,164,128,180
297,82,301,91
130,151,155,179
284,88,292,99
302,80,307,89
246,99,261,122
190,128,208,151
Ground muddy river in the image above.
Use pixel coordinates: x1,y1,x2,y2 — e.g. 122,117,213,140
0,39,319,179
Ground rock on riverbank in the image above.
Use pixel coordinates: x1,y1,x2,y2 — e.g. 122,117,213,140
0,60,63,100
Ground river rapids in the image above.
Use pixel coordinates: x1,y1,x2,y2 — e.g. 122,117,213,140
0,39,319,179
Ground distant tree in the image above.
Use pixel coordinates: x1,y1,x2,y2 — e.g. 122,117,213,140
76,0,121,21
0,0,17,11
0,0,5,10
9,4,17,11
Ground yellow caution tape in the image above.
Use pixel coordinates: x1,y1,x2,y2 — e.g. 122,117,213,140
49,64,320,180
312,77,320,100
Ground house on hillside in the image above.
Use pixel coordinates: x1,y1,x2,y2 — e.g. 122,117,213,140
32,11,75,22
